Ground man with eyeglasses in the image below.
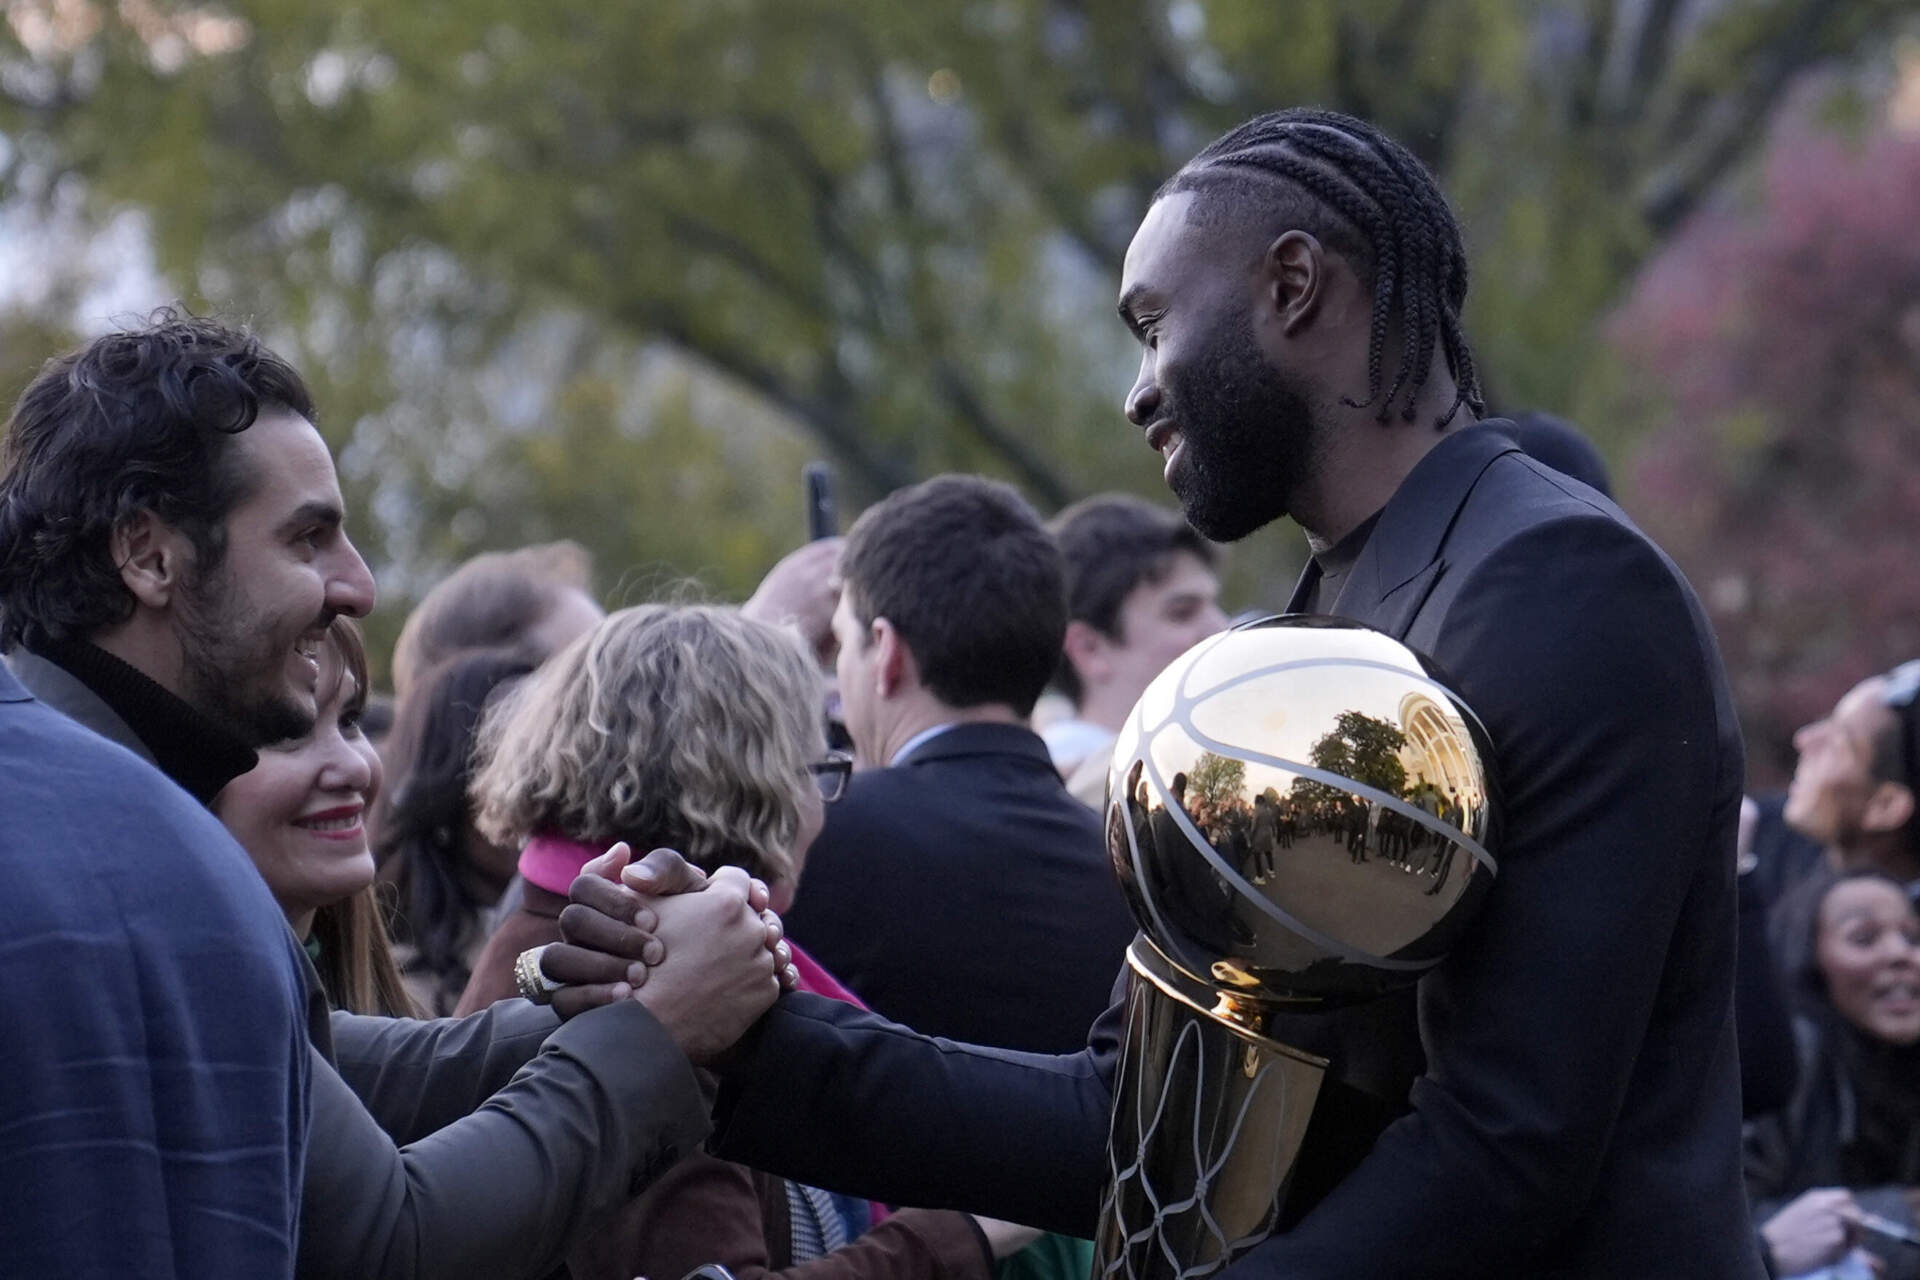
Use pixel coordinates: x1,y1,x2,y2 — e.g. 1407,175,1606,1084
1769,661,1920,970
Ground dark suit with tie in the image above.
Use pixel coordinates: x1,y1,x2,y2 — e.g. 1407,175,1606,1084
783,722,1137,1053
712,425,1763,1278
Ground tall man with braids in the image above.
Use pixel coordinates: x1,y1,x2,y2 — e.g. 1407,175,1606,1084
560,109,1760,1278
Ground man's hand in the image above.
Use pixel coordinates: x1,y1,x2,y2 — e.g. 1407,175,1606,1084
742,538,842,667
545,843,794,1030
636,866,786,1063
1761,1188,1860,1275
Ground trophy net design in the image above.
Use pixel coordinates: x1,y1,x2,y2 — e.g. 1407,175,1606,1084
1092,616,1500,1280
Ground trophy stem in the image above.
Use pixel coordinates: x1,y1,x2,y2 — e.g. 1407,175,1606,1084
1092,940,1327,1280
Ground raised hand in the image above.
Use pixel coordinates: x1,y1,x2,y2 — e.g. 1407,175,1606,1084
741,538,843,667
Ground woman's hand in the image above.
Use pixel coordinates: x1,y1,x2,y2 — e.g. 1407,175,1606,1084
1761,1187,1861,1275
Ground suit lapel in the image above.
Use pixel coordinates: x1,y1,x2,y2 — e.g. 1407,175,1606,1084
1284,559,1321,614
3,649,158,766
1329,423,1521,638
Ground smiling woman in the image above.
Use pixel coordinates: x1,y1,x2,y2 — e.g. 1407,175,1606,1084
214,616,417,1016
1746,871,1920,1278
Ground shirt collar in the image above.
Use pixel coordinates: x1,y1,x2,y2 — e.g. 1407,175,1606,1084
891,721,959,767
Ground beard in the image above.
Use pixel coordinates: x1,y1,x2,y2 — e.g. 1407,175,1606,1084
1158,314,1322,543
176,558,320,747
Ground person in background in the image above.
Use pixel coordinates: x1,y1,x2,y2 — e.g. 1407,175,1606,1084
465,602,1026,1280
388,540,603,702
216,616,418,1018
1044,493,1227,807
375,645,539,1014
1746,871,1920,1279
1496,411,1614,498
781,474,1138,1055
1770,661,1920,979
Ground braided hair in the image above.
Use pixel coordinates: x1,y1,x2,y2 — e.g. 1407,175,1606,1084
1160,109,1483,427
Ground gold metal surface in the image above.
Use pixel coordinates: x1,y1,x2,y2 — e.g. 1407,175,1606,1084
1094,940,1326,1280
1104,614,1499,1006
1091,615,1501,1280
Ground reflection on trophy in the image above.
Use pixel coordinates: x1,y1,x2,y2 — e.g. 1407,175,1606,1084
1092,615,1500,1280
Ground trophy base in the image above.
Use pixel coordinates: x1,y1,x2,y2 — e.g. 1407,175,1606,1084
1091,940,1328,1280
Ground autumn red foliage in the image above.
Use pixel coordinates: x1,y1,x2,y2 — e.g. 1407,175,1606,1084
1617,106,1920,783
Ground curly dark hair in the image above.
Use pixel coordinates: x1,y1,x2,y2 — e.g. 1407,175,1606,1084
0,309,314,652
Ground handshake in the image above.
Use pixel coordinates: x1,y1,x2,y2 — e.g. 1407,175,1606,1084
523,843,796,1064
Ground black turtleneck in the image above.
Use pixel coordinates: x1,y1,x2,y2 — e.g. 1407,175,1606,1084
36,638,258,806
1302,510,1382,616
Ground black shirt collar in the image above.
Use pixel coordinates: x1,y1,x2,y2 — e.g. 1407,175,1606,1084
35,638,258,805
1313,510,1382,579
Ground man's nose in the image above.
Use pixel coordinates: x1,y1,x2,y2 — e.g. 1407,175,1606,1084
1125,361,1161,427
328,538,377,619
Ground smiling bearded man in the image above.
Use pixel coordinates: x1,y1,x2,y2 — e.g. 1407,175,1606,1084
584,107,1772,1280
0,315,373,797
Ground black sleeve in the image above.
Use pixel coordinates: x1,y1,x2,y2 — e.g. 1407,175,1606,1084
1736,871,1799,1118
711,992,1120,1236
1224,518,1740,1276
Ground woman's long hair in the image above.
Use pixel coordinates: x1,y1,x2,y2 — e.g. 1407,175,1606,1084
1787,869,1920,1186
372,646,537,1007
307,617,421,1017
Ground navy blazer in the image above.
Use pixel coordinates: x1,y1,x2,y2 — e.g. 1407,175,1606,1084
784,722,1137,1053
0,662,312,1277
713,425,1762,1278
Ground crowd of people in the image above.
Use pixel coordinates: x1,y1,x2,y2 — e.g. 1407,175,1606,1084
1,105,1917,1280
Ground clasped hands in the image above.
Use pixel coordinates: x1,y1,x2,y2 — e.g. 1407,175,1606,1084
535,842,795,1063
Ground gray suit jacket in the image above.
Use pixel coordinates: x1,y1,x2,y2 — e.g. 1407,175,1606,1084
8,648,712,1280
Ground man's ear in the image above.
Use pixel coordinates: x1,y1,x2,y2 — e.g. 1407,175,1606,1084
1264,229,1326,337
109,511,193,610
1864,781,1917,838
871,617,915,699
1062,619,1111,690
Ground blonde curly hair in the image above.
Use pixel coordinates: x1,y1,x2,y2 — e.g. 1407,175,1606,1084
471,604,823,884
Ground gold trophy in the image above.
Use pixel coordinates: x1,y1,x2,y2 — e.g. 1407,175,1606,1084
1093,616,1500,1280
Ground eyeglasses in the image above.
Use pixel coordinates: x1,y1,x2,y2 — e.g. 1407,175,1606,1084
1883,660,1920,793
809,750,854,803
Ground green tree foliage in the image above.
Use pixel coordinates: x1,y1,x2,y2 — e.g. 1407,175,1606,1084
1290,709,1408,811
1,0,1912,653
1186,749,1247,815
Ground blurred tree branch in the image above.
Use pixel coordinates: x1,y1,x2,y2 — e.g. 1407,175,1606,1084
1,0,1913,606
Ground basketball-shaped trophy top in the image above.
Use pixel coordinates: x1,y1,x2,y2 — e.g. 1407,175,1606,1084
1105,615,1500,1006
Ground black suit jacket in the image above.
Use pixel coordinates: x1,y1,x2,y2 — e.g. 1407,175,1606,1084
715,425,1763,1278
784,722,1137,1053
